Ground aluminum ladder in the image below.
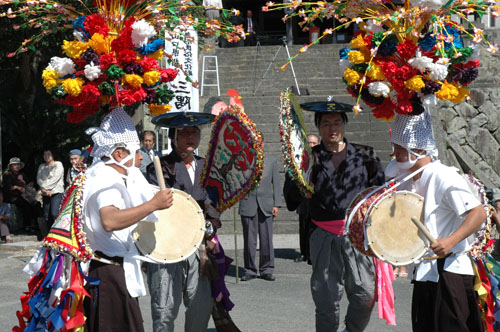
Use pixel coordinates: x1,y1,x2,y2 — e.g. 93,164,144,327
200,55,220,96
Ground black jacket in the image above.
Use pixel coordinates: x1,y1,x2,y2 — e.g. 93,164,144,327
284,140,385,227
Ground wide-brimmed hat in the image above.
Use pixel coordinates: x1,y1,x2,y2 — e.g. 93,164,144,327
8,157,25,169
300,100,353,113
152,111,215,129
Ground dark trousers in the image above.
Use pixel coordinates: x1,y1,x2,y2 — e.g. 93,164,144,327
412,259,483,332
42,193,62,228
12,197,39,228
84,257,144,332
298,213,310,259
241,208,274,275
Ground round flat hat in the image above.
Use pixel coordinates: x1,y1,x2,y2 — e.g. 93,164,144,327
152,111,215,128
300,100,353,113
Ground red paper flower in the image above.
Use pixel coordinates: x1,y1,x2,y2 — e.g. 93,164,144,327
117,49,137,65
159,68,178,82
395,98,413,115
462,59,480,69
396,38,418,60
140,57,159,72
372,98,395,121
73,58,87,70
380,61,398,79
99,53,117,70
84,14,109,37
114,87,147,105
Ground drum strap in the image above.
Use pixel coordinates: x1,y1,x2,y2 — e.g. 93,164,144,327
311,219,345,236
93,251,122,266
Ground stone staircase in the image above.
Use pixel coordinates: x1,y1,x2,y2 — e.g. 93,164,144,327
197,44,393,234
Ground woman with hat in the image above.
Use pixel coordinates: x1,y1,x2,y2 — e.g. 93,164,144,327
3,157,39,232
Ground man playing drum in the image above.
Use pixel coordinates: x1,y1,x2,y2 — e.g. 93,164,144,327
284,100,385,332
146,112,220,332
83,108,174,332
390,111,486,332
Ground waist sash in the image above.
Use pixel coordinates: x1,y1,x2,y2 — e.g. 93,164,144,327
311,219,345,236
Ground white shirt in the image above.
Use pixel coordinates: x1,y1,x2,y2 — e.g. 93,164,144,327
37,161,65,194
203,0,222,8
412,161,481,282
83,162,158,297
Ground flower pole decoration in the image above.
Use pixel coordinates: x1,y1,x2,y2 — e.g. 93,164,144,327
263,0,500,119
1,0,245,122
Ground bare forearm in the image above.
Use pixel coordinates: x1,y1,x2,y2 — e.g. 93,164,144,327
100,201,157,232
449,205,486,246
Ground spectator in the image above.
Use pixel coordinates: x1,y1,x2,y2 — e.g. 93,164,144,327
37,149,64,229
139,130,160,178
3,157,38,232
294,133,319,263
66,149,87,185
0,192,12,243
239,143,282,281
244,10,257,46
203,0,223,19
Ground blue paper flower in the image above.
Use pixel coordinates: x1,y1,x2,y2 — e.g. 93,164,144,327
339,48,356,59
72,16,90,41
418,34,436,52
139,39,164,55
443,27,463,49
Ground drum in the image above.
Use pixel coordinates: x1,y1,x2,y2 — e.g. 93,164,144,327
365,191,427,266
132,188,206,264
346,186,388,257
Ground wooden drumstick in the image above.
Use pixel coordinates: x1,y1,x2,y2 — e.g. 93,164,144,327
411,216,436,244
153,156,167,191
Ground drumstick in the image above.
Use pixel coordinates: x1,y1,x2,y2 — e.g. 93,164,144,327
153,156,167,191
411,216,436,244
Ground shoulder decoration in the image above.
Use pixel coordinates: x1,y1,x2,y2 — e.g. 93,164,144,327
279,88,314,198
200,105,264,212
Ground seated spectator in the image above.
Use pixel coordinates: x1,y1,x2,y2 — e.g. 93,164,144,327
0,192,12,243
3,157,38,232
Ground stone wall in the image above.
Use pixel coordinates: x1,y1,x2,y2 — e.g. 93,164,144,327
433,47,500,188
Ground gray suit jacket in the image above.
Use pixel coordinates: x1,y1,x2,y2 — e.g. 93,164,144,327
139,147,160,176
238,154,282,217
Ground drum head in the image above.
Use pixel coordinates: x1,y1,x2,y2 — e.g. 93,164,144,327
366,191,426,266
132,189,205,264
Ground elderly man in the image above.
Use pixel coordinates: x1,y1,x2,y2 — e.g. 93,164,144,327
389,111,485,332
66,149,86,185
146,111,220,332
82,108,173,332
139,130,160,177
284,100,385,332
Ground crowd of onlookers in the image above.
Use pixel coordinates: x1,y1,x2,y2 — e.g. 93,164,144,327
0,149,87,243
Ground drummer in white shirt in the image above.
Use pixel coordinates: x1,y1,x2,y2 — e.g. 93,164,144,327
390,111,486,332
82,108,173,332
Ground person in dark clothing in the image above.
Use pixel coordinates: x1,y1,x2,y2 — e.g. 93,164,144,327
283,100,385,332
243,10,257,46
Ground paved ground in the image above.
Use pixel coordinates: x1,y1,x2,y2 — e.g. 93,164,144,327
0,234,413,332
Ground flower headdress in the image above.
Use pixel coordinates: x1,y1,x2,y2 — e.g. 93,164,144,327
264,0,499,120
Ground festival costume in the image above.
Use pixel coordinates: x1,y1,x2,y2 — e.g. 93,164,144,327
284,139,385,332
146,150,216,332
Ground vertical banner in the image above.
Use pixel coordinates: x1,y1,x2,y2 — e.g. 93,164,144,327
164,26,199,113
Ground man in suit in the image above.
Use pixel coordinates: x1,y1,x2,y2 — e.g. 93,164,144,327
243,9,257,46
239,150,282,281
139,130,159,177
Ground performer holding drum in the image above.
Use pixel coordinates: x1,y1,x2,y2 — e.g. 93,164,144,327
284,100,385,332
83,108,174,332
389,111,486,332
145,111,221,332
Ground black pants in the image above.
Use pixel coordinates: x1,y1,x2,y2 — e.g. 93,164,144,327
412,259,483,332
298,213,310,259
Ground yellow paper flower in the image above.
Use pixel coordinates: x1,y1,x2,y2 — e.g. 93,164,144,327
149,104,172,116
123,74,144,89
42,69,59,91
367,64,385,81
62,78,84,97
344,68,362,86
62,40,89,59
347,50,367,64
450,86,469,103
436,82,459,101
404,76,425,92
143,71,161,86
350,34,367,49
149,49,164,61
89,33,110,55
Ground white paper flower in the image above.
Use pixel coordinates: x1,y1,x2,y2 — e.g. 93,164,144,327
73,31,85,42
427,62,449,81
49,56,76,76
368,81,391,97
131,19,157,48
84,62,102,81
339,59,350,76
408,51,434,72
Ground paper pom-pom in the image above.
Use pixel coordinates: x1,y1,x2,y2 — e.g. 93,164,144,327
50,57,76,76
99,53,116,70
344,67,362,86
140,57,159,72
149,104,172,116
62,78,85,97
105,64,124,80
123,74,144,89
159,68,178,82
42,69,60,91
84,62,102,81
367,64,385,81
347,50,368,64
404,76,425,92
131,19,157,48
143,71,161,86
88,33,109,55
436,82,459,100
62,40,89,59
350,34,367,49
368,81,391,97
427,62,449,81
